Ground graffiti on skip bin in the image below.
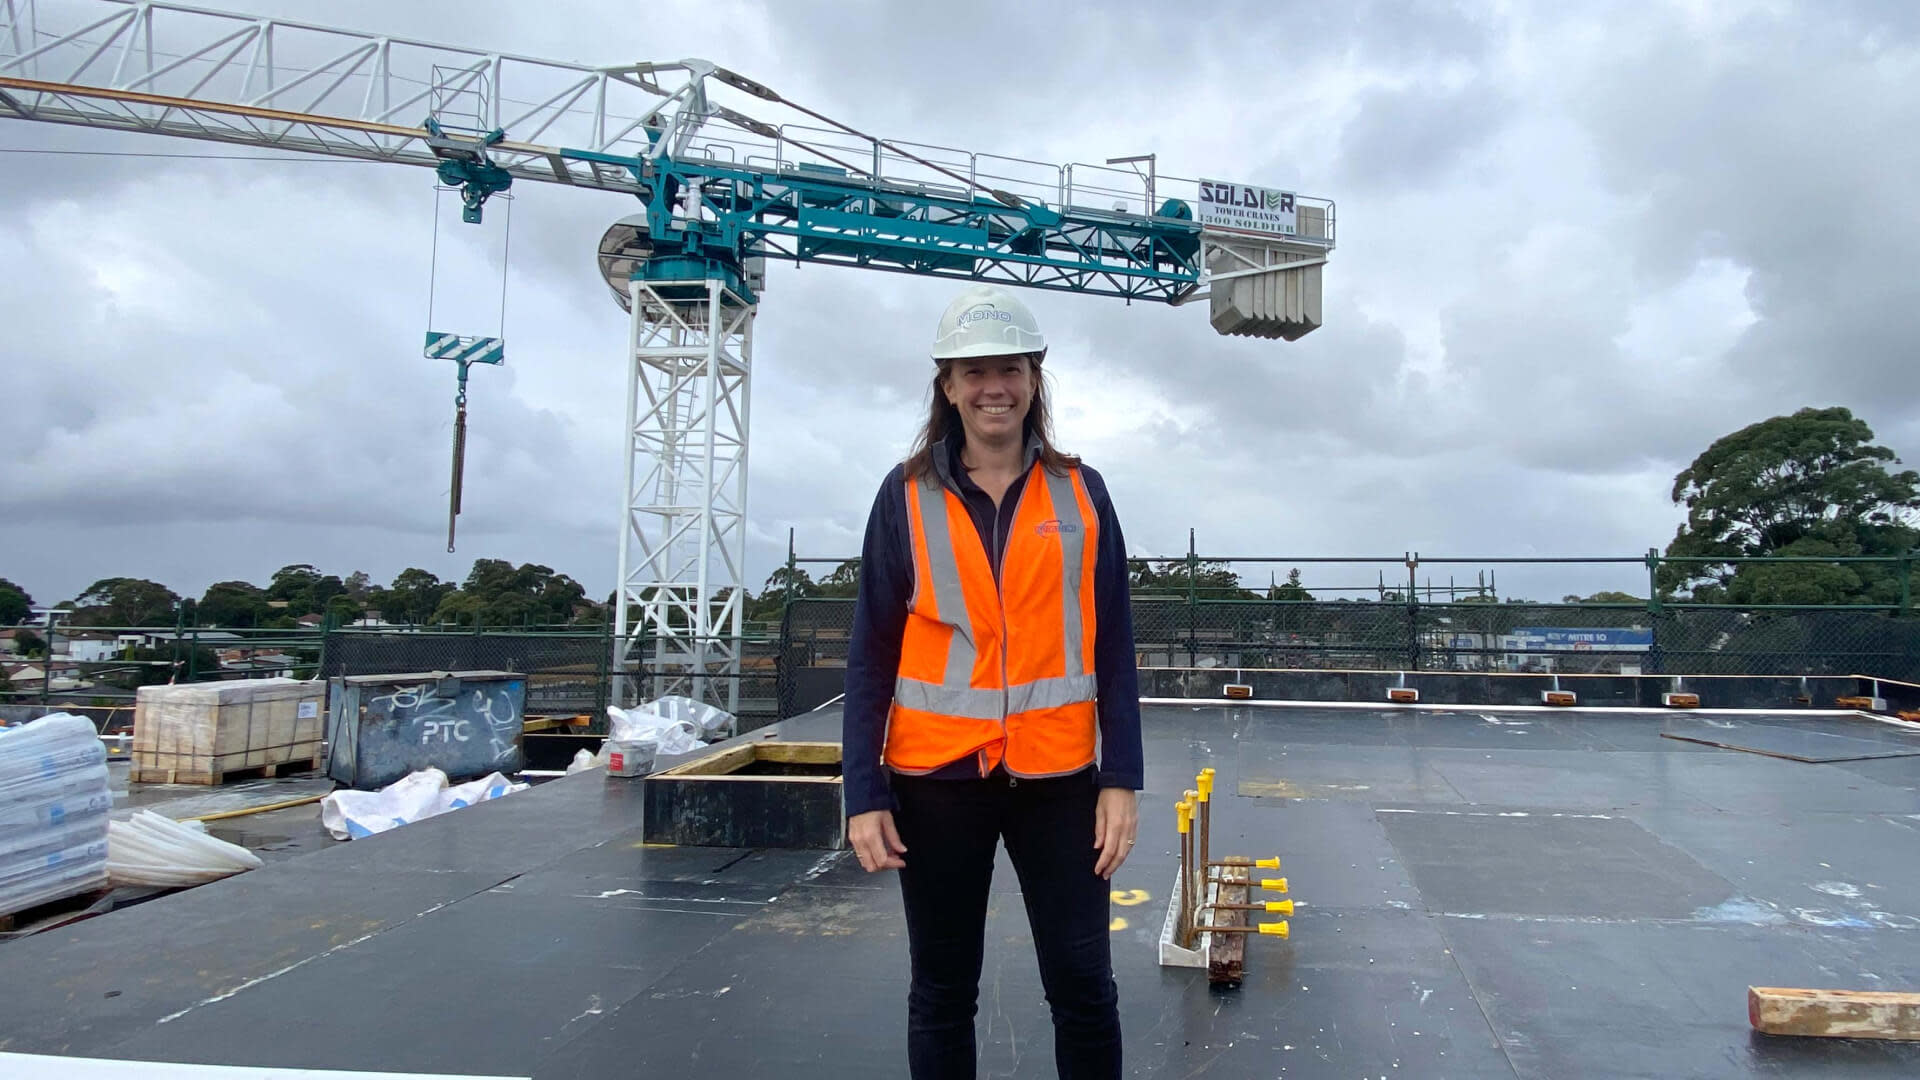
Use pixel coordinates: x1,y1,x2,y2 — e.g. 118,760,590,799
367,682,522,762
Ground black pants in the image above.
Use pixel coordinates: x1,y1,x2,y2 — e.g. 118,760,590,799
892,767,1122,1079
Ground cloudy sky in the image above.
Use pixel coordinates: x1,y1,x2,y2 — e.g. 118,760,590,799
5,0,1919,610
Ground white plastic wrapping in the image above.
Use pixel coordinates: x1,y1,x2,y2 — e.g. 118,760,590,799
0,714,112,916
106,810,263,887
604,695,736,757
319,768,527,840
646,695,738,740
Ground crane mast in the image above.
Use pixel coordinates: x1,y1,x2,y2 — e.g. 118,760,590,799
1,0,1335,712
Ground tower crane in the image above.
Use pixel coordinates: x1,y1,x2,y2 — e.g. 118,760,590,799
0,0,1336,712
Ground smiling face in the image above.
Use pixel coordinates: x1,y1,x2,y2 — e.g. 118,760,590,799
942,353,1037,449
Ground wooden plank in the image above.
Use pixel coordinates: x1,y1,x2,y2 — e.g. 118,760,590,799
1750,986,1920,1040
753,741,841,765
1208,856,1249,985
652,742,758,777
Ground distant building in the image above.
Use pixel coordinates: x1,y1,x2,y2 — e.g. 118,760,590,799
3,663,85,693
27,606,72,628
58,633,121,663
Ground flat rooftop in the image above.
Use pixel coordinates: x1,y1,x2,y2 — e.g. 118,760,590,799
5,703,1920,1077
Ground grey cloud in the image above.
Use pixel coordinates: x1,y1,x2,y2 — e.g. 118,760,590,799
7,0,1919,613
0,170,603,542
1560,6,1920,420
1335,77,1512,192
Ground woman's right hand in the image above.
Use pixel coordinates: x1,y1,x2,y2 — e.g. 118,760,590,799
849,809,908,872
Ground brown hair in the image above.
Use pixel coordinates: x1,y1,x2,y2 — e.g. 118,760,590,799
903,353,1080,481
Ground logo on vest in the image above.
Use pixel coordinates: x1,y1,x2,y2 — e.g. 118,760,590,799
1034,519,1079,536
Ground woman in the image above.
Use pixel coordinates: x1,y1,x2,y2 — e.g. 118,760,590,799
842,284,1144,1080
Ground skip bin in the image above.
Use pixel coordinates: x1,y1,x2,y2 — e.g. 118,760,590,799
326,671,526,790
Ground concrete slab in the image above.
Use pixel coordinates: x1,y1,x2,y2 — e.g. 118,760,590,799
6,704,1920,1078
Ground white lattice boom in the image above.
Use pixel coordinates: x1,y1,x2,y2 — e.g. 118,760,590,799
0,0,723,191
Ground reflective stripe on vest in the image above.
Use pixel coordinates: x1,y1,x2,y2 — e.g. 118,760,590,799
886,461,1099,774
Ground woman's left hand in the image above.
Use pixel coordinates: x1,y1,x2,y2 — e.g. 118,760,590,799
1093,787,1139,880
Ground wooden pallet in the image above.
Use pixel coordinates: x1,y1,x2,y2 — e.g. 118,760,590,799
1209,856,1250,985
0,887,113,936
131,679,327,787
129,751,324,787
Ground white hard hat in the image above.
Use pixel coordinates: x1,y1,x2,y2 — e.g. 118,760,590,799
930,284,1047,362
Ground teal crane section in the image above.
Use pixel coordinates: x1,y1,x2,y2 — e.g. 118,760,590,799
558,148,1207,303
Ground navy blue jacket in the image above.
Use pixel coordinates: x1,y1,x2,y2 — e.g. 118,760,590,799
841,433,1144,817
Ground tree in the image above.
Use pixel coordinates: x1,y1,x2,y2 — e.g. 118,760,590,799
745,566,820,623
816,560,862,599
344,571,372,602
1662,407,1920,603
311,575,348,609
377,568,453,625
432,560,592,626
324,593,366,625
1269,568,1314,602
14,628,46,659
267,564,321,602
1562,591,1643,605
68,578,180,627
263,564,330,616
1128,558,1254,599
198,580,271,627
0,577,32,625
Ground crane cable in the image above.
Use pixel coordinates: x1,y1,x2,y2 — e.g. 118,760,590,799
712,67,1027,209
429,186,514,553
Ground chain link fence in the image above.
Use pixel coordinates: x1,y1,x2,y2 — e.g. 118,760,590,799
14,554,1920,729
770,552,1920,702
776,599,856,720
319,629,613,718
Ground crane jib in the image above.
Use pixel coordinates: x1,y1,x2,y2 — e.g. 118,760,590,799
559,147,1208,302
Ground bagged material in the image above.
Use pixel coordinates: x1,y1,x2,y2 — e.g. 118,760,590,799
0,714,112,916
605,706,702,756
646,695,738,741
605,692,737,756
319,767,527,840
107,810,263,887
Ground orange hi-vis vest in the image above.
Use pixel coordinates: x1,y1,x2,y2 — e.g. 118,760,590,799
884,461,1100,778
